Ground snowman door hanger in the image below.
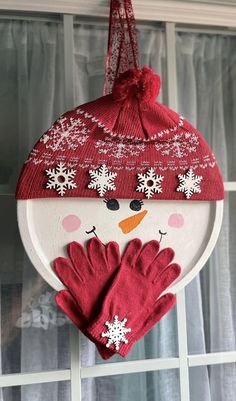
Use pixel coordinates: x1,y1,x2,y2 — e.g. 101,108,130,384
16,0,224,358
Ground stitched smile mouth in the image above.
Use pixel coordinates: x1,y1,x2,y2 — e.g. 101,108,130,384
85,226,98,238
159,229,167,243
85,226,106,246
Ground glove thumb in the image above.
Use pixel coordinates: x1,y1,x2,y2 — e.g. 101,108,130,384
137,293,176,341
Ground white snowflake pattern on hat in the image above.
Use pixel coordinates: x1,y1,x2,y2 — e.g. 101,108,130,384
155,132,199,159
40,116,89,152
95,138,146,159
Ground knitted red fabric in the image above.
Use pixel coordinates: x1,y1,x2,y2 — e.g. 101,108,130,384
54,238,121,359
56,291,114,360
87,238,181,356
16,66,224,201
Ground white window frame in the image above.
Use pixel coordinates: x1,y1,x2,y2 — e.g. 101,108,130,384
0,2,236,400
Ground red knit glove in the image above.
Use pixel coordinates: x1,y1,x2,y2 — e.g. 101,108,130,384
87,239,181,357
54,238,121,359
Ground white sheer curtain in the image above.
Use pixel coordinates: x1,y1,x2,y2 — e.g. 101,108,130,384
176,32,236,401
0,18,236,401
0,19,70,401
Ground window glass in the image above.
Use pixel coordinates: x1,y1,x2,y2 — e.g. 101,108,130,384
0,19,65,192
2,381,70,401
0,197,71,374
176,31,236,355
176,31,236,181
82,370,181,401
189,364,236,401
186,194,236,354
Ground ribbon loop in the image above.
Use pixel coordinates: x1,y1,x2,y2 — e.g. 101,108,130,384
104,0,139,95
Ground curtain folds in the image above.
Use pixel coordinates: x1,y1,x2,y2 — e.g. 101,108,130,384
0,18,235,401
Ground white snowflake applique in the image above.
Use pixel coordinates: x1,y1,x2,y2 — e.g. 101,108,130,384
46,162,77,196
40,116,89,152
88,164,117,197
176,168,203,199
136,168,164,199
101,315,131,351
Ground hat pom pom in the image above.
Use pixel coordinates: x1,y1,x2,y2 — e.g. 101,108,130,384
139,66,161,102
113,66,161,105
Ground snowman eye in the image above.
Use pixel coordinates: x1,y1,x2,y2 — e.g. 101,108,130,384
129,199,144,212
104,198,120,211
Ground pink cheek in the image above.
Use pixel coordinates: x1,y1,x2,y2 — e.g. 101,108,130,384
168,213,184,229
62,215,81,232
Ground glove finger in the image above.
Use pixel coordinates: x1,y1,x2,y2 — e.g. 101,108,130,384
68,241,93,275
121,238,143,268
56,290,86,328
56,291,114,360
118,294,176,357
136,240,160,275
54,257,84,295
154,263,181,293
106,241,121,271
149,247,175,279
87,237,108,273
136,293,176,340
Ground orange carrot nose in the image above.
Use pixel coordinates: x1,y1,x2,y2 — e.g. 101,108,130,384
119,210,148,234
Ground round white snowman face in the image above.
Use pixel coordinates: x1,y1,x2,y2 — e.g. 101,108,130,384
17,198,223,293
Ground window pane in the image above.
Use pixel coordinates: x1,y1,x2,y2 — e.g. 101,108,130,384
176,30,236,355
2,381,70,401
0,196,71,374
176,31,236,181
82,370,180,401
0,18,66,193
190,364,236,401
186,192,236,354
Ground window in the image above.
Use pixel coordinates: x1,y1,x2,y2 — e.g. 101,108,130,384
0,3,236,400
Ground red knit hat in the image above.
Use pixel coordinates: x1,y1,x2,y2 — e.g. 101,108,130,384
16,67,224,201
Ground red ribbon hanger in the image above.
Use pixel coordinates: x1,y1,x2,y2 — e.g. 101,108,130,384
104,0,139,95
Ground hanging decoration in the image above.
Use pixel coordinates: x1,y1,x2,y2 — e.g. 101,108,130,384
16,0,224,358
